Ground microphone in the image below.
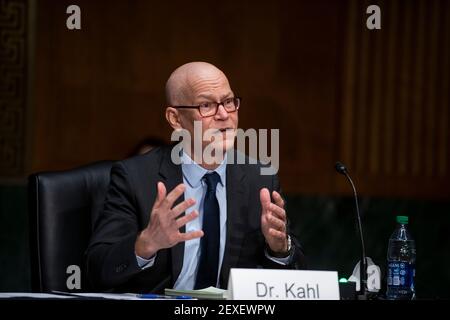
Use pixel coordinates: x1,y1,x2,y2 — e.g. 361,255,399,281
335,162,368,299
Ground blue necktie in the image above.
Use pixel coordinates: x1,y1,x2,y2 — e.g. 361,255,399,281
195,172,221,289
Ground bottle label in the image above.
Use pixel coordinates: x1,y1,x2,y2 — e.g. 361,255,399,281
387,261,415,289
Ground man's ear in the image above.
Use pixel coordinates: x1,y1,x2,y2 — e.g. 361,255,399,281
165,107,183,130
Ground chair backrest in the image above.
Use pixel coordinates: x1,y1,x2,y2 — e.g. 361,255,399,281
28,161,113,292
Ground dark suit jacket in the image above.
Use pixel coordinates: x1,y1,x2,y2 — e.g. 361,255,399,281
86,145,306,293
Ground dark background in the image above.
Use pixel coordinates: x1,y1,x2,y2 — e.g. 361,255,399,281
1,0,449,298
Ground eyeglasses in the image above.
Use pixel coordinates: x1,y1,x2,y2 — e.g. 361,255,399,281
172,97,241,117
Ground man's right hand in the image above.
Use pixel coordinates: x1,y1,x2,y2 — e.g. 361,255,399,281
134,182,203,259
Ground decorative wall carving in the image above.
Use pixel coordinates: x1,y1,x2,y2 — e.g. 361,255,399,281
0,0,27,176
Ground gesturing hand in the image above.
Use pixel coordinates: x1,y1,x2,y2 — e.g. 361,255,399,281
260,188,288,254
135,182,203,259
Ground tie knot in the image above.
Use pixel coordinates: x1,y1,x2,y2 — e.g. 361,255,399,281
203,172,221,192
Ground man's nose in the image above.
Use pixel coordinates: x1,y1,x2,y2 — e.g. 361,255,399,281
214,103,229,120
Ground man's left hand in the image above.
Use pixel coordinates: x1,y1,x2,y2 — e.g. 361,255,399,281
260,188,288,254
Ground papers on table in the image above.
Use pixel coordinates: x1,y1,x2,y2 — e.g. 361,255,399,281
53,292,143,300
0,292,74,299
0,289,221,300
165,286,227,300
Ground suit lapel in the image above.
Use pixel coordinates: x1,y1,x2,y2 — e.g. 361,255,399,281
219,162,248,288
158,146,184,284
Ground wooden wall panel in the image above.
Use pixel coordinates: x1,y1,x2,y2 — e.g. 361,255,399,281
2,0,445,198
30,0,342,196
338,0,450,198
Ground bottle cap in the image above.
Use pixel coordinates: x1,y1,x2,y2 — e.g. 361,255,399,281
396,215,409,224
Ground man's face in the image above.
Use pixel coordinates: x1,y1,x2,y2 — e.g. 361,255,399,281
177,71,238,158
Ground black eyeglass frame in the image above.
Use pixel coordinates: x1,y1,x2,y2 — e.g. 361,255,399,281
171,97,242,117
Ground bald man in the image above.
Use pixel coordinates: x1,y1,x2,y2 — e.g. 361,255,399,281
86,62,306,293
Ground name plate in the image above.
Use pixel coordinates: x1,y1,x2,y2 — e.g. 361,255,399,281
227,268,340,300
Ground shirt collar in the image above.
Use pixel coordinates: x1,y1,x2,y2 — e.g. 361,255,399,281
181,151,227,188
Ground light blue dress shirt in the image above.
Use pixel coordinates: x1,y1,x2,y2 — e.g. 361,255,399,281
136,151,290,290
173,152,228,289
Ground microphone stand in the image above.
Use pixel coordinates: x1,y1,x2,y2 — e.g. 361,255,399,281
335,162,368,300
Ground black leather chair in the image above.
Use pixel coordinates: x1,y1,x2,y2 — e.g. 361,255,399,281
28,161,113,292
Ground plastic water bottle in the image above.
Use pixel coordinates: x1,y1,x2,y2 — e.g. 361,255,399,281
386,215,416,300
